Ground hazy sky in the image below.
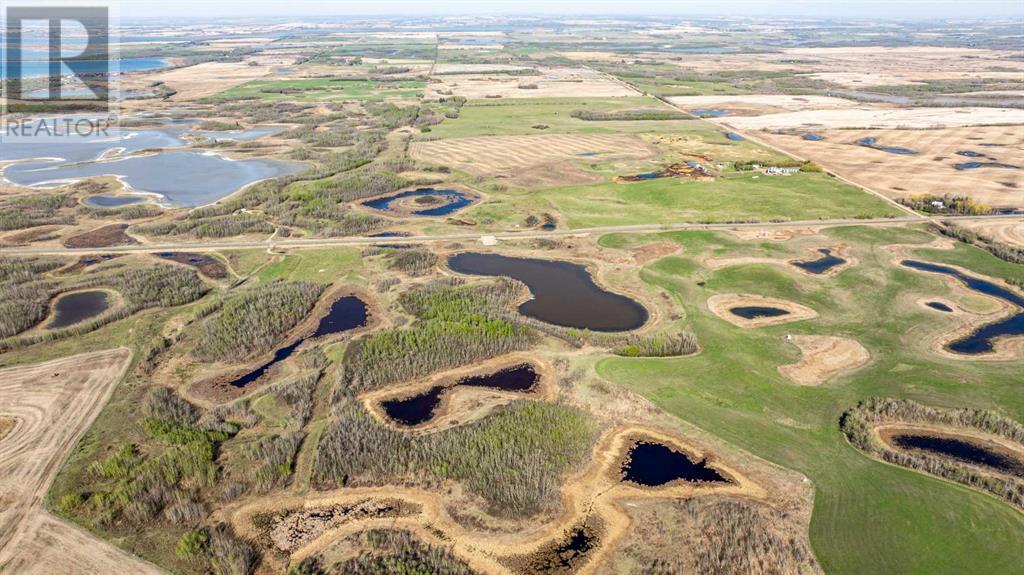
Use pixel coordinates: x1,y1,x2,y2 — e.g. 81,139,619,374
118,0,1024,20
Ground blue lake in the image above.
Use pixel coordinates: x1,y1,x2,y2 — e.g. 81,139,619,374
362,188,473,216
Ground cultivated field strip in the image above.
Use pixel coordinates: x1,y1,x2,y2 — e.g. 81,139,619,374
0,349,163,574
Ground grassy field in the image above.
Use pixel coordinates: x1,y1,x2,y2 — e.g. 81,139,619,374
476,172,903,227
211,77,425,102
594,224,1024,575
256,248,363,282
419,97,705,139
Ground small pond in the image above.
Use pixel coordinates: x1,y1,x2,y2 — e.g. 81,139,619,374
227,296,368,388
730,306,789,320
83,195,148,208
690,109,727,117
156,252,229,280
48,290,111,329
955,150,985,158
890,433,1024,476
792,248,846,274
725,132,745,141
381,364,539,427
362,188,473,217
856,137,916,155
902,260,1024,355
802,133,825,141
622,441,728,486
447,253,648,331
954,161,1019,171
925,301,953,313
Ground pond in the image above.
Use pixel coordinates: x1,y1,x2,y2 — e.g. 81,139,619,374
381,364,539,427
690,109,727,117
802,133,825,141
792,248,846,274
621,441,728,486
48,290,111,329
730,306,789,320
955,150,986,158
902,260,1024,355
889,433,1024,477
83,195,148,208
227,296,368,388
447,253,648,331
725,132,745,141
5,150,305,207
362,188,474,217
925,301,953,313
954,161,1019,171
155,252,229,280
856,137,916,155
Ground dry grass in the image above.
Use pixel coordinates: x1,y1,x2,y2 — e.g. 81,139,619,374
754,125,1023,209
721,106,1022,131
955,219,1024,248
427,67,635,99
121,59,281,103
409,133,653,188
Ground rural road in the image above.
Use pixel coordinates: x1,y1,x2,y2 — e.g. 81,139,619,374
2,214,1019,256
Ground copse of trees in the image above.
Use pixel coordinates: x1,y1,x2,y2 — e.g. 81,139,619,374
841,398,1024,509
194,280,326,362
933,222,1024,265
313,398,597,517
336,279,531,393
0,193,76,231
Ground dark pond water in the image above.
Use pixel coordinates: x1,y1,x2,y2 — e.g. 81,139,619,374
541,223,557,230
458,363,539,392
891,434,1024,476
902,260,1024,355
725,132,745,141
156,252,228,279
49,291,111,329
362,188,473,216
730,306,789,319
83,195,147,208
447,253,648,331
792,248,846,274
955,150,985,158
622,442,728,486
926,301,953,312
382,385,446,426
543,526,596,571
857,137,916,155
631,172,666,180
227,296,368,388
802,133,825,141
954,161,1019,171
382,364,539,426
690,109,727,117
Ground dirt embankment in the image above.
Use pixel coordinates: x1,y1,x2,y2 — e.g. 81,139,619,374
779,335,871,386
0,349,164,575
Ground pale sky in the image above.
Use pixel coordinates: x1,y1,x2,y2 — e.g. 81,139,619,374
117,0,1024,20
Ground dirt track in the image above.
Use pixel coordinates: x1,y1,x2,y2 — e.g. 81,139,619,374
0,349,163,574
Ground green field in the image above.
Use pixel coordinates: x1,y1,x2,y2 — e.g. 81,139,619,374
418,97,705,139
211,77,425,102
595,225,1024,574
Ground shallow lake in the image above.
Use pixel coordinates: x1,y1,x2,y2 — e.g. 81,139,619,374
902,260,1024,355
622,442,728,486
925,301,953,313
83,195,148,208
48,290,110,329
792,248,846,274
890,433,1024,476
447,253,648,331
6,150,304,207
195,126,286,141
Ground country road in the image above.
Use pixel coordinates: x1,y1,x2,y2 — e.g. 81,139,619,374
2,214,1020,256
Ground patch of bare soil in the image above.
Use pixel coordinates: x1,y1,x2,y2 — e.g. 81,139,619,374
706,294,818,328
0,349,162,574
727,227,819,242
0,417,15,442
62,223,138,249
630,242,679,264
262,498,422,554
779,335,871,386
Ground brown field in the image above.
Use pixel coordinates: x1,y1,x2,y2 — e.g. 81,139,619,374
955,219,1024,248
409,133,654,188
667,94,858,117
121,59,283,103
778,335,871,386
63,223,139,249
426,66,635,99
719,106,1022,131
0,349,164,574
753,126,1024,209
